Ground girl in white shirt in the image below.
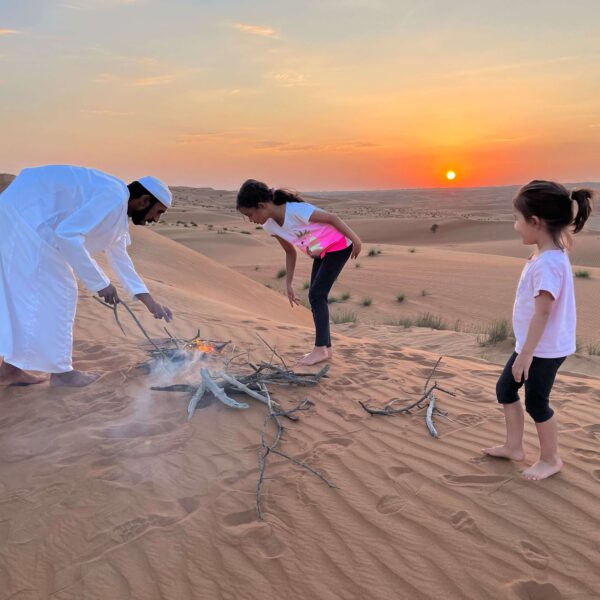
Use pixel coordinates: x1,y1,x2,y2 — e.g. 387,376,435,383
484,180,593,480
237,179,362,366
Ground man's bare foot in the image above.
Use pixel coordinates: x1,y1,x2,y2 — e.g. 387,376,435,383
522,457,563,481
483,445,526,461
297,347,330,366
0,363,47,387
50,370,100,388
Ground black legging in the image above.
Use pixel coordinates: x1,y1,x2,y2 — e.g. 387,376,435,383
308,245,352,347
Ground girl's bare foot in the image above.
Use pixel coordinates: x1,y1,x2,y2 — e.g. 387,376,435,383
522,457,563,481
50,370,100,388
0,363,47,387
297,347,330,366
483,445,526,461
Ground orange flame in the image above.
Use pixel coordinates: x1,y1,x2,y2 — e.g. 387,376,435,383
185,339,214,353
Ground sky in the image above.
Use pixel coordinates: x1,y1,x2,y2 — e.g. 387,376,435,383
2,0,600,190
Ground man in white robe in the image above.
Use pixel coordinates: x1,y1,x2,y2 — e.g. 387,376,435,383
0,164,173,388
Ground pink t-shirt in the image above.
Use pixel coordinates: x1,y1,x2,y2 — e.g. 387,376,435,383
262,202,351,259
513,249,576,359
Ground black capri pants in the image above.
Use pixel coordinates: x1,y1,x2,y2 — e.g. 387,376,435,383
496,352,566,423
308,244,352,347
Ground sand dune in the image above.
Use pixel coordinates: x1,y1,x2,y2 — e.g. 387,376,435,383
1,188,600,599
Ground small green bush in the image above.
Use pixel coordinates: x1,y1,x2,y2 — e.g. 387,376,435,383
574,270,590,279
421,289,428,297
331,310,357,324
276,268,287,279
479,318,511,346
361,297,373,307
587,342,600,356
328,295,340,304
340,292,351,301
385,318,413,328
415,313,446,330
368,248,382,257
396,293,405,303
303,281,310,290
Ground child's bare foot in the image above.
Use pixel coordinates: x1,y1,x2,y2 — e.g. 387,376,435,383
0,363,47,387
297,347,330,366
50,370,100,388
522,457,563,481
483,445,526,461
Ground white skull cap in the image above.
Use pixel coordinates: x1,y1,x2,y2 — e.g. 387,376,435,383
137,176,172,208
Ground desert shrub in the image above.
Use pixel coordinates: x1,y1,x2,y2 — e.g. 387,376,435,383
574,270,590,279
340,292,351,301
361,297,372,307
415,313,446,330
396,293,405,303
331,310,357,324
479,318,511,346
430,223,439,233
587,342,600,356
385,317,413,328
276,268,287,279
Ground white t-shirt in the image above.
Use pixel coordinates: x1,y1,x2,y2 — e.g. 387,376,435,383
513,249,576,358
262,201,351,259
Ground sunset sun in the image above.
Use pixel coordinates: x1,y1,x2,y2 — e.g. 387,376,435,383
446,170,457,181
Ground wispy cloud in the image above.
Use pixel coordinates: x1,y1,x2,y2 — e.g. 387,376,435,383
0,29,21,36
133,74,175,86
232,23,279,39
271,72,306,87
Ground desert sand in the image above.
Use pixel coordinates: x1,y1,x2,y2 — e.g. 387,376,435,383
1,182,599,599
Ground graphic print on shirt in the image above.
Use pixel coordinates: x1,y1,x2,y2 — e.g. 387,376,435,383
294,227,324,258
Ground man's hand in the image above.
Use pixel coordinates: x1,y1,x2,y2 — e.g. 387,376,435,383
136,293,173,322
512,351,533,382
286,285,300,308
98,284,120,305
350,238,362,259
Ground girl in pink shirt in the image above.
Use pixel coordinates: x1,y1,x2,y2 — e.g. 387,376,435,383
237,179,362,366
484,180,593,481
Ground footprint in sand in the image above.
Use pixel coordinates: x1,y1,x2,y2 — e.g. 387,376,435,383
455,413,485,426
450,511,487,546
242,523,286,559
581,424,600,439
518,541,549,569
387,465,412,479
376,494,407,515
223,511,285,558
442,474,512,488
571,448,600,464
508,580,562,600
558,422,580,432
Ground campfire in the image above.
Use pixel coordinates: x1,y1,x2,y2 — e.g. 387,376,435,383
184,338,215,354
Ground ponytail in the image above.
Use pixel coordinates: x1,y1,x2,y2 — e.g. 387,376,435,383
272,188,303,205
570,188,593,234
237,178,304,209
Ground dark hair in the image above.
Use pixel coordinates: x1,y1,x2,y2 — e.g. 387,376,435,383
236,179,303,209
127,180,159,204
513,180,593,249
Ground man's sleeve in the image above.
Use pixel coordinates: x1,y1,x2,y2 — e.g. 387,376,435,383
54,192,124,292
104,234,149,299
